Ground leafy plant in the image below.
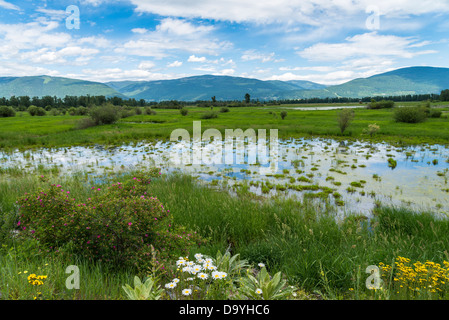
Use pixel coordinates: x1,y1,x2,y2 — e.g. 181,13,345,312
122,275,164,300
238,267,296,300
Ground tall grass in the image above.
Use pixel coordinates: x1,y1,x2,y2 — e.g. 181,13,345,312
1,169,449,299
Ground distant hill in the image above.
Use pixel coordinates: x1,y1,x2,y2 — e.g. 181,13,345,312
276,66,449,99
106,75,327,102
0,76,125,99
1,67,448,101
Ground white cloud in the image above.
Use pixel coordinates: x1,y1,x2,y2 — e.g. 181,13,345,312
116,18,231,58
129,0,449,24
138,61,156,70
167,60,183,67
0,0,20,11
298,32,437,61
131,28,148,34
241,50,275,63
188,55,207,62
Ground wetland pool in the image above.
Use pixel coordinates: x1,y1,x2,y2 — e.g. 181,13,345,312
1,137,448,218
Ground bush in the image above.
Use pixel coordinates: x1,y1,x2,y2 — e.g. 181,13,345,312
219,107,230,113
367,100,395,109
0,106,16,117
337,108,355,134
89,103,120,125
16,170,205,272
76,118,97,129
120,107,135,119
180,108,188,116
280,110,288,120
393,106,428,123
144,107,157,115
49,108,61,116
27,105,46,116
429,109,442,118
201,111,218,119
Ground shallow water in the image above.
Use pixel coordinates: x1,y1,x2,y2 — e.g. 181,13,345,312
1,137,448,218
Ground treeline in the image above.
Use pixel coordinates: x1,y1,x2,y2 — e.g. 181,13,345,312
270,93,444,105
0,95,151,110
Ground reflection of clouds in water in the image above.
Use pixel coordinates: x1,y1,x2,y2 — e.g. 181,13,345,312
1,138,448,217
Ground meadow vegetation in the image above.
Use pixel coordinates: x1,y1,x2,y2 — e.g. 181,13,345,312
1,99,449,300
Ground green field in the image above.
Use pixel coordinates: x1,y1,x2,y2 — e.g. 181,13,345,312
1,102,449,151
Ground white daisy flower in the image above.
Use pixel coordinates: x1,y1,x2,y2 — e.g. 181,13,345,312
204,258,213,264
194,253,203,260
176,259,186,266
165,282,176,289
255,288,263,295
182,289,192,296
182,266,192,273
191,264,202,273
186,261,194,266
198,272,208,280
258,263,265,268
172,278,180,283
211,271,221,280
220,272,227,279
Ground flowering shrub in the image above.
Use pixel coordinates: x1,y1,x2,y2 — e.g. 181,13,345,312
16,170,205,272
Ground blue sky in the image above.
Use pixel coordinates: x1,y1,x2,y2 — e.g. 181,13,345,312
1,0,449,85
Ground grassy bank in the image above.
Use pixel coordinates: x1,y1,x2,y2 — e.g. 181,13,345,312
1,102,449,151
1,169,449,300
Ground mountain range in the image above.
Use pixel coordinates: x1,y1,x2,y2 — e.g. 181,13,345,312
1,66,448,102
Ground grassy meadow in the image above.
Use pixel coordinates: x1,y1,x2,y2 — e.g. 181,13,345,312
1,101,449,151
1,101,449,300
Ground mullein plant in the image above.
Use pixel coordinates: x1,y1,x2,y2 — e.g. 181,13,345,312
122,250,298,300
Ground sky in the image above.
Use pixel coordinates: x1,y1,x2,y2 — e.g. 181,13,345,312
1,0,449,85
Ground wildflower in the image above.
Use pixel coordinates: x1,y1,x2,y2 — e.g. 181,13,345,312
191,265,202,274
258,263,265,268
198,273,208,280
194,253,203,260
173,278,180,284
165,282,176,289
182,289,192,296
176,259,186,267
255,288,263,295
212,271,222,280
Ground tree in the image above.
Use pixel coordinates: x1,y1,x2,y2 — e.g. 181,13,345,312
337,109,355,134
440,89,449,101
280,110,287,120
245,93,250,104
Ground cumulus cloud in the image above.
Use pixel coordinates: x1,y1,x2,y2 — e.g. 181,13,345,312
129,0,449,23
297,32,437,61
0,0,20,11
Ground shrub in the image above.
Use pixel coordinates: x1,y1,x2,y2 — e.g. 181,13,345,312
135,107,142,115
0,106,16,117
429,109,442,118
280,110,288,120
144,107,157,115
337,108,355,134
120,107,135,119
76,118,97,129
49,108,61,116
180,108,188,116
219,107,230,113
393,106,427,123
27,105,46,116
201,111,218,119
367,100,395,109
16,170,205,272
89,103,120,125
